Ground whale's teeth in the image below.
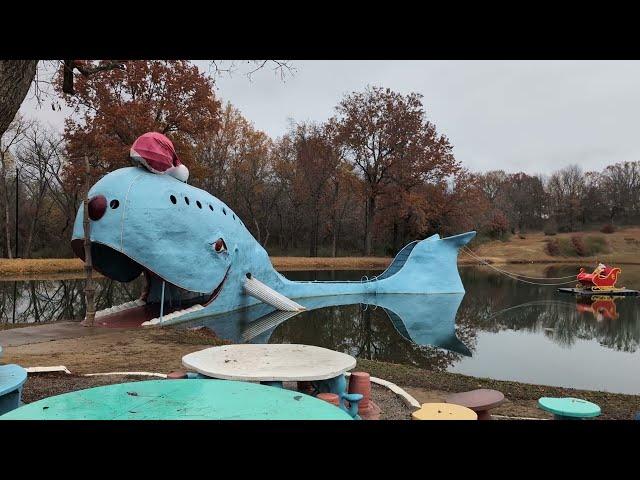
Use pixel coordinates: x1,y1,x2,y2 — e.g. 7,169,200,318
145,304,204,326
94,299,146,319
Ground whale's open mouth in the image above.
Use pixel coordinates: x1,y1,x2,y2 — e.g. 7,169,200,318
71,239,228,326
203,267,229,306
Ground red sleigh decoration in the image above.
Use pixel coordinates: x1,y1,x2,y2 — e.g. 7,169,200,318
576,264,622,291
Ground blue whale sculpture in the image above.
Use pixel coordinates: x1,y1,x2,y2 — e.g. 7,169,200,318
71,166,476,327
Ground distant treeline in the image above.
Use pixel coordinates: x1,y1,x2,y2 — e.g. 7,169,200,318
0,61,639,259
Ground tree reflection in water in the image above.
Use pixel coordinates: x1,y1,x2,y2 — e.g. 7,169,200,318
269,303,473,371
0,277,143,323
458,266,640,353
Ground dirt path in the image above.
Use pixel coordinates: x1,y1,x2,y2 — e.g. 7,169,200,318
0,322,111,347
2,326,229,374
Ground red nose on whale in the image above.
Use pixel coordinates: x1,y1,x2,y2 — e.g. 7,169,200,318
88,195,107,220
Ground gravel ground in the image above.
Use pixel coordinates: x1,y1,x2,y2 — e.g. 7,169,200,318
21,372,154,404
371,384,413,420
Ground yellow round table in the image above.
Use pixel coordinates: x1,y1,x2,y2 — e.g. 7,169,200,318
412,402,478,420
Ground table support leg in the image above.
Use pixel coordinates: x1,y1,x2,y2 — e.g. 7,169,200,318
312,374,363,419
261,381,284,389
0,388,22,416
553,414,583,420
476,409,492,420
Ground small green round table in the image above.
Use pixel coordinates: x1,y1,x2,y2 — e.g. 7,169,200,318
538,397,601,420
0,379,353,420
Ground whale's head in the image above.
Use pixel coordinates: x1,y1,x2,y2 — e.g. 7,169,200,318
71,167,246,304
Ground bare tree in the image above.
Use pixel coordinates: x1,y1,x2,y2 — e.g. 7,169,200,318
547,164,585,231
0,115,33,258
16,123,64,257
209,60,295,81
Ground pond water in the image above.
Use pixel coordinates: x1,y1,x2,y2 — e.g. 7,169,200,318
2,265,639,394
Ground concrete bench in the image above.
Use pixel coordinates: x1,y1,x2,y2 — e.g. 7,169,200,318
412,402,478,420
445,389,505,420
538,397,601,420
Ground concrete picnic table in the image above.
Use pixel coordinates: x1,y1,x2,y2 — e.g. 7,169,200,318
182,344,362,417
183,344,356,382
0,379,353,420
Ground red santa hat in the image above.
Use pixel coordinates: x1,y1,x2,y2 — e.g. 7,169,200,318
130,132,189,182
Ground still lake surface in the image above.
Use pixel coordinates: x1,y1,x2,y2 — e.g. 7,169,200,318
2,265,639,394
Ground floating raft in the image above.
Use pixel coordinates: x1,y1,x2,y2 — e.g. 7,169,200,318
558,287,639,297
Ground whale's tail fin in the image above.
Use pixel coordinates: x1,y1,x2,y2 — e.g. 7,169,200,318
375,231,476,294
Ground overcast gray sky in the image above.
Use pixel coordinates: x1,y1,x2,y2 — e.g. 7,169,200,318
20,60,640,175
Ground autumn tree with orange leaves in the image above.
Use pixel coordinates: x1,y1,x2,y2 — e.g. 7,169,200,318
333,87,460,255
58,60,221,189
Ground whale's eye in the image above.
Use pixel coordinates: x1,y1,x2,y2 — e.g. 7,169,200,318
213,238,227,253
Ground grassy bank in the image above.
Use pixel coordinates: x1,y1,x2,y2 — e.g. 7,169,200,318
0,256,393,277
468,227,640,265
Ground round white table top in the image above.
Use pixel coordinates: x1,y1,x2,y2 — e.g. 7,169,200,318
182,344,357,382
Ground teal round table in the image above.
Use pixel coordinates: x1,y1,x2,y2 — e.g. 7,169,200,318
0,379,353,420
538,397,601,420
0,364,28,416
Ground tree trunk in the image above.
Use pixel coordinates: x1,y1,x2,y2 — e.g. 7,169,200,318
0,167,12,258
0,61,38,139
332,228,337,257
83,157,96,326
392,219,399,254
309,208,319,257
364,195,376,256
25,204,40,258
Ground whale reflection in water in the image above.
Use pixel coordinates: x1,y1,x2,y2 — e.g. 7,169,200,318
182,293,471,357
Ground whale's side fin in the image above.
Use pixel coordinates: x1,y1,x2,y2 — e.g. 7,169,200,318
376,231,476,294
